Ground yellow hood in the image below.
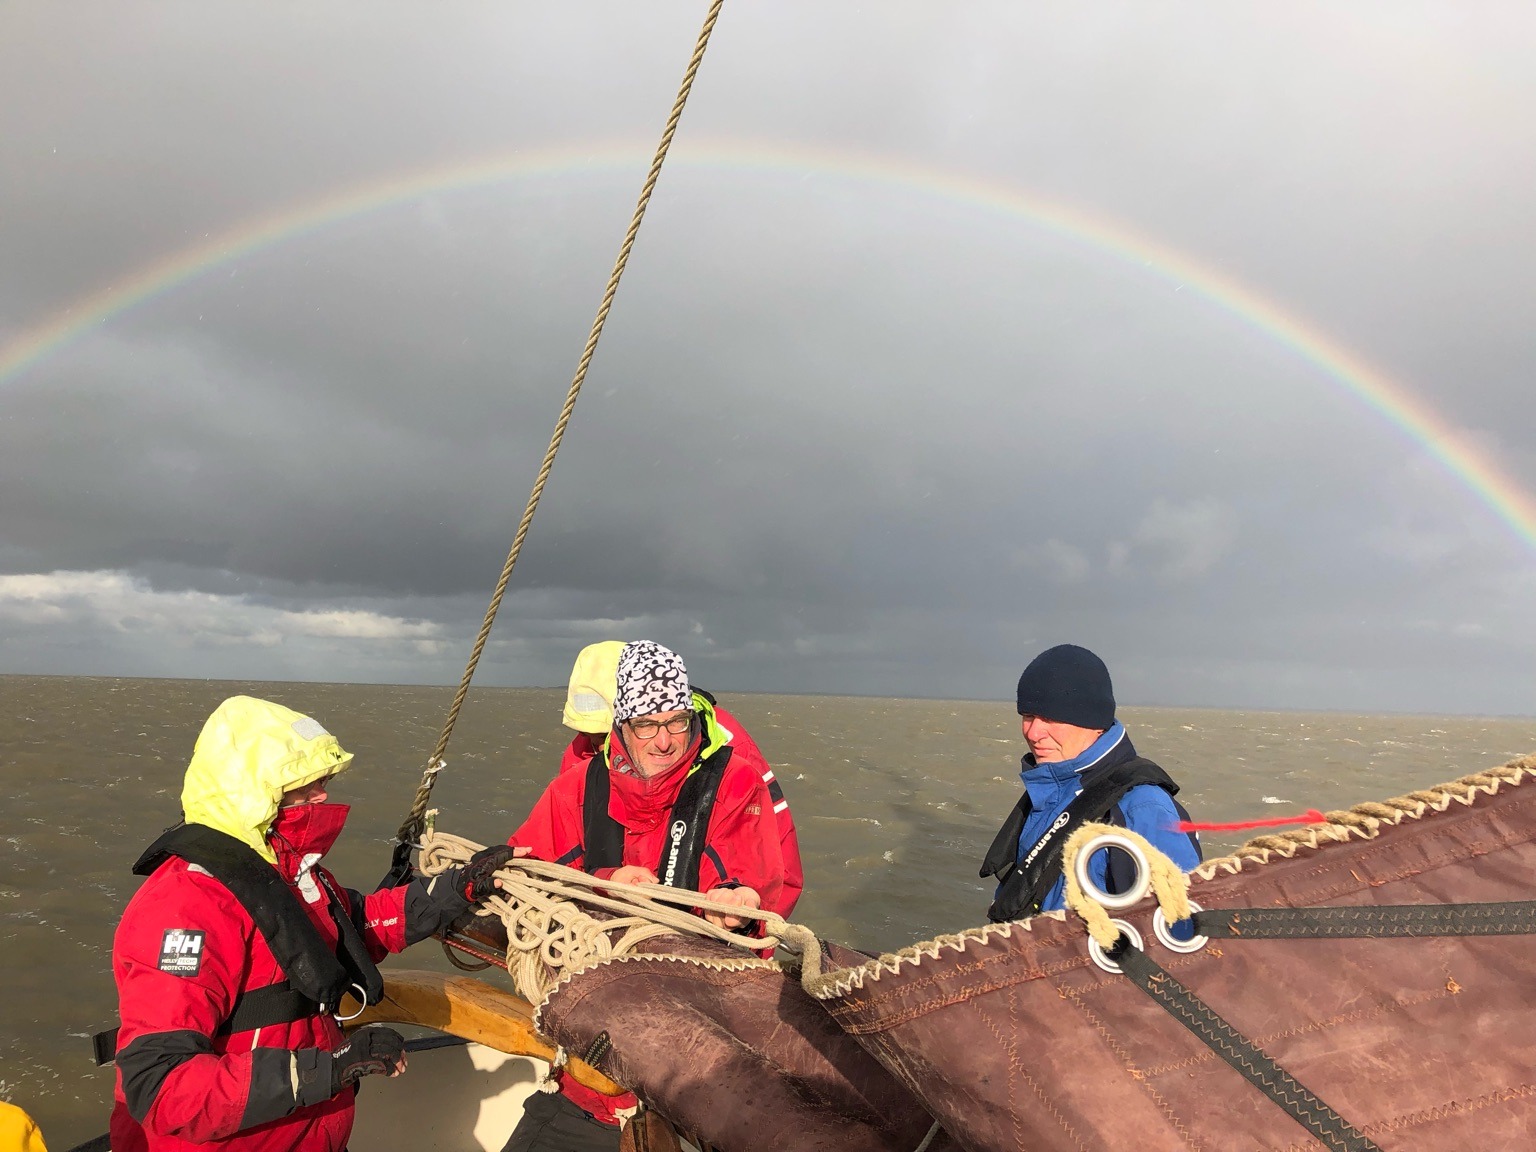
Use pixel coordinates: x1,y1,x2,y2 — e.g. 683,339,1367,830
180,696,352,863
562,640,627,733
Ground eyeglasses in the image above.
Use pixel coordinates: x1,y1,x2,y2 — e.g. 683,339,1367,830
625,713,692,739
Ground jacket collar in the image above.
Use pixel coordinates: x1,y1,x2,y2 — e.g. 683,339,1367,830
1020,722,1130,805
266,802,349,902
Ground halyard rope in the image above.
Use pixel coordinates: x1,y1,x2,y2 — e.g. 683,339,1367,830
394,0,728,852
422,830,792,1002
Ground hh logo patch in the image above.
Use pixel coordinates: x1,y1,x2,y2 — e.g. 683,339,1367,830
158,929,206,976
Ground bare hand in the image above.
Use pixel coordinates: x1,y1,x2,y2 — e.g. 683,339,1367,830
703,885,760,929
609,865,659,886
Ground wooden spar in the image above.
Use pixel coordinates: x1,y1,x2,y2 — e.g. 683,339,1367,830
341,968,627,1097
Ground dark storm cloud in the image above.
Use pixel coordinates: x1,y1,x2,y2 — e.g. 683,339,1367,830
2,2,1534,714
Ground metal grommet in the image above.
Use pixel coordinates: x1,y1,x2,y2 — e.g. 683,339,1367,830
333,982,369,1023
1153,901,1208,954
1073,831,1152,910
1087,921,1142,975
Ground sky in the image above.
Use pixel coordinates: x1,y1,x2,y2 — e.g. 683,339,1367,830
1,2,1534,715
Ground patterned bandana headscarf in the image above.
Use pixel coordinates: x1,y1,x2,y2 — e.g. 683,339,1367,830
613,641,692,723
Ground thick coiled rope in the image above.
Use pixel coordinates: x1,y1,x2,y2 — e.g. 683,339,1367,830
422,831,804,1002
1061,822,1192,949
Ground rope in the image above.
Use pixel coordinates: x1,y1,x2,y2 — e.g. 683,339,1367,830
1060,822,1192,949
1196,758,1535,878
422,831,787,1002
393,0,728,850
1062,759,1536,946
1177,809,1326,833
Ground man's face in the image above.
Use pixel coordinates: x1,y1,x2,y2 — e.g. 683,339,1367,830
622,709,693,778
1021,715,1104,763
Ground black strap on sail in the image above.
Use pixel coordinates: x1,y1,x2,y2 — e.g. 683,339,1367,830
981,757,1180,923
1113,939,1381,1152
581,746,732,891
1097,883,1536,1144
132,823,383,1012
1191,900,1536,940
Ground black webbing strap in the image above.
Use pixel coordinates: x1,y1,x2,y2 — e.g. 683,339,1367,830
1194,900,1536,940
91,980,321,1066
1113,940,1381,1152
90,1030,119,1067
218,980,322,1036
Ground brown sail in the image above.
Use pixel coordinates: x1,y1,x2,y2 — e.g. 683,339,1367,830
535,933,953,1152
795,755,1536,1151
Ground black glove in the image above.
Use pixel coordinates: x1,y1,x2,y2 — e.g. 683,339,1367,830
292,1025,406,1108
333,1025,406,1090
459,844,518,902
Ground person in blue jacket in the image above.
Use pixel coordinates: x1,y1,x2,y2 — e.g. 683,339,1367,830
980,644,1201,921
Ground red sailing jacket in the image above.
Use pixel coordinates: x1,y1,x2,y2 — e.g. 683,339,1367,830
557,700,804,918
516,743,785,913
516,720,788,1125
109,804,412,1152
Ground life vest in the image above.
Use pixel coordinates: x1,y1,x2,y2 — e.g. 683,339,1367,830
575,746,732,891
980,757,1181,923
95,823,383,1064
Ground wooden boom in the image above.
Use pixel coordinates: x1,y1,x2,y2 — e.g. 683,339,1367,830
342,969,626,1097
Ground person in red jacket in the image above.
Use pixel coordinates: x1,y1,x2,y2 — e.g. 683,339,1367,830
108,696,507,1152
499,642,789,1152
555,640,804,918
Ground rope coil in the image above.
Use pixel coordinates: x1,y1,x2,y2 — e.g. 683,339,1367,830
423,831,789,1001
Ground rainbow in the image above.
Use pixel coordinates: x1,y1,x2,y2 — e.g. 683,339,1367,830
4,138,1534,552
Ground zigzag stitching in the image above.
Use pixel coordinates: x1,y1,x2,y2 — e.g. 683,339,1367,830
1192,759,1534,881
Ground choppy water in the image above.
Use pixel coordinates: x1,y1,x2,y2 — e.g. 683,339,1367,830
3,674,1533,1148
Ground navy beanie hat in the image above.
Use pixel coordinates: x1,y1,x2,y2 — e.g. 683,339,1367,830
1015,644,1116,730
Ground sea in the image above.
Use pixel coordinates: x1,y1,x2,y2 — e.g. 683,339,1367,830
3,674,1534,1148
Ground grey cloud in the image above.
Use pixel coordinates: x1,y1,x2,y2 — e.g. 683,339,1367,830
1012,540,1092,586
1108,498,1237,584
2,2,1534,716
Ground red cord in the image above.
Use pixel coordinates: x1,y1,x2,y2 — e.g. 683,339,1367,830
1177,808,1327,833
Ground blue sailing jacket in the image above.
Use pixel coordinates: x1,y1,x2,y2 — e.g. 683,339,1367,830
1013,722,1201,912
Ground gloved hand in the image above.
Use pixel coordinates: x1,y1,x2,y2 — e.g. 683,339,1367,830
332,1025,407,1090
458,843,521,902
293,1025,407,1107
